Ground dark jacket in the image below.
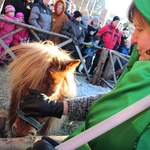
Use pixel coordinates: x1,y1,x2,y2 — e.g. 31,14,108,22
61,18,85,50
29,0,52,40
84,23,99,42
12,0,35,24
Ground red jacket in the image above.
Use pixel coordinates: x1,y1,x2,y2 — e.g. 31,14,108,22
97,22,121,52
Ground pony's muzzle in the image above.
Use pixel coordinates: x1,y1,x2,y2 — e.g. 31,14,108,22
12,122,37,137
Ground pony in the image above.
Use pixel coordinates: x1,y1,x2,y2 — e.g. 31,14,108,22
6,42,80,137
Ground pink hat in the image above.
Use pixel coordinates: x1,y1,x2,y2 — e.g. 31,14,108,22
5,5,15,13
16,12,24,20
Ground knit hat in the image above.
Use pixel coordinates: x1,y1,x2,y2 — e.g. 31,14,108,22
92,16,99,23
5,5,15,14
16,12,24,20
134,0,150,25
74,11,82,18
82,15,90,22
112,16,120,21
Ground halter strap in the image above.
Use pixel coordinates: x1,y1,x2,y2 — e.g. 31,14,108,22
16,108,46,132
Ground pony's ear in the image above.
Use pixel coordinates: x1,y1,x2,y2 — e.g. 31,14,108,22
49,59,80,77
64,59,80,71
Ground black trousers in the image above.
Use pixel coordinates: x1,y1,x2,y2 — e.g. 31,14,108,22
89,53,101,75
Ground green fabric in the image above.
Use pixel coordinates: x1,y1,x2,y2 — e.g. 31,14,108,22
134,0,150,25
135,124,150,150
114,46,139,87
64,46,150,150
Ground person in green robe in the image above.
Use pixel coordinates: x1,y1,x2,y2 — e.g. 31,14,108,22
21,0,150,149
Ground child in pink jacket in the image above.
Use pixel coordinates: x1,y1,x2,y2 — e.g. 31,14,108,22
0,5,16,65
11,12,29,46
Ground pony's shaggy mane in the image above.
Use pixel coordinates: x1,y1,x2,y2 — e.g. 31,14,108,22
7,42,76,100
6,42,80,136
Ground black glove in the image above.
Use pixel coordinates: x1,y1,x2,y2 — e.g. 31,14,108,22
20,89,64,118
72,36,77,42
26,136,60,150
71,36,79,45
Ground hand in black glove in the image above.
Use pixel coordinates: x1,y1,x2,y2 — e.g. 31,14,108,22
72,36,77,42
26,136,60,150
71,36,79,45
20,89,64,118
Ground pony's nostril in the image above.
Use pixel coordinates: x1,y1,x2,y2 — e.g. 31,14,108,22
28,131,36,136
12,123,17,134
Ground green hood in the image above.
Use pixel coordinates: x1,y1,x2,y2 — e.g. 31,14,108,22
134,0,150,24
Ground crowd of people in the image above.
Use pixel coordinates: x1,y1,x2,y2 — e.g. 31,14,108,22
0,0,131,75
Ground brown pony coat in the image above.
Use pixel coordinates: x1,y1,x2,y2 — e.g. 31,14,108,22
6,42,80,137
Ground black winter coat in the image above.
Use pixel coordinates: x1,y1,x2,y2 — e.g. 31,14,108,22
61,18,85,51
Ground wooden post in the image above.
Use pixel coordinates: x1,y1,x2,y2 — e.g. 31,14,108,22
91,48,108,85
100,50,117,87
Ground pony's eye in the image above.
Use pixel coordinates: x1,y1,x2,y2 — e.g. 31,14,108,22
146,50,150,55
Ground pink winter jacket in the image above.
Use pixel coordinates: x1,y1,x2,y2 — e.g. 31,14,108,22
0,14,16,44
11,21,29,46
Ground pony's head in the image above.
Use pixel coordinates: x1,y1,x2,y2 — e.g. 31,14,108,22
6,42,80,137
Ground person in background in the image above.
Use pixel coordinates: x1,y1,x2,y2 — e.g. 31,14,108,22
80,15,90,46
0,5,16,65
70,2,76,17
49,0,68,45
75,15,91,72
119,27,129,49
84,16,100,42
28,0,52,41
68,0,76,12
89,16,121,75
119,39,130,66
97,15,121,50
64,0,71,19
77,16,100,73
12,0,36,24
61,10,85,59
11,12,29,47
98,21,102,29
115,26,130,70
81,15,90,28
81,35,100,74
49,3,54,12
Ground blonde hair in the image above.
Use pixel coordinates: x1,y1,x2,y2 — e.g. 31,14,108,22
7,42,78,101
